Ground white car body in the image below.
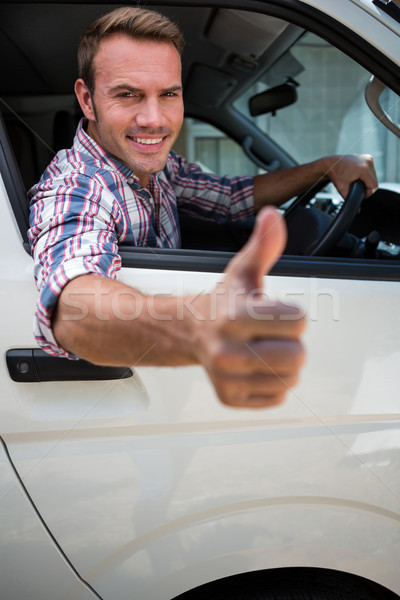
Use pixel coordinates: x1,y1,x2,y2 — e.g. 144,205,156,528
0,1,399,599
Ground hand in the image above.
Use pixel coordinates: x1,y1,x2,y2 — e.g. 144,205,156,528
192,207,306,409
323,154,378,199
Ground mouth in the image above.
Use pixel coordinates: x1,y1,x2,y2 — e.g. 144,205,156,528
127,136,164,146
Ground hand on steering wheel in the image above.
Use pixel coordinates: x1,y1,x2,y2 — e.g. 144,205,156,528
284,179,366,256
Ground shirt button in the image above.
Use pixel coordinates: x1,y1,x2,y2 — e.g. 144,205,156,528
127,177,134,184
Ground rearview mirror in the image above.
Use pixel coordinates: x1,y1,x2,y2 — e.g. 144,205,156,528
249,78,299,117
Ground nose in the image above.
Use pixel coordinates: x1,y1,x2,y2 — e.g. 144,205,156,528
135,97,166,129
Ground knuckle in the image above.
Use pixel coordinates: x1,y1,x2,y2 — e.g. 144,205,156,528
215,380,245,408
208,340,229,370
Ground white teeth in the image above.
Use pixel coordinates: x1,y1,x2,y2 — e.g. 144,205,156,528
132,137,163,145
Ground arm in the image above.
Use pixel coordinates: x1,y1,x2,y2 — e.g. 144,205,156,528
168,151,254,222
53,207,306,409
29,162,128,359
253,154,378,212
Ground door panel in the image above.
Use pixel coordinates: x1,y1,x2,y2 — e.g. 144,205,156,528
0,438,100,600
2,202,400,597
1,0,400,597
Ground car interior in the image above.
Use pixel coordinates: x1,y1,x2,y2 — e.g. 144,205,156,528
1,1,400,276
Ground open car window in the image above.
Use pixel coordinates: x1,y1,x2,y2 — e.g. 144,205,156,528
233,32,400,188
0,2,399,281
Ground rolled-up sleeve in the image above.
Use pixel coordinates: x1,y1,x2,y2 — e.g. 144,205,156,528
28,167,123,358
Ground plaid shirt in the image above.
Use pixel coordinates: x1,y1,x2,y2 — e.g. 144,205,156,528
28,119,254,358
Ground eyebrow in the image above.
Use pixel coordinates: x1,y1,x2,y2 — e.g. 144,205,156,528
109,84,183,95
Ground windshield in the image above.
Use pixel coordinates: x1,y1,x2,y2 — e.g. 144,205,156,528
234,32,400,187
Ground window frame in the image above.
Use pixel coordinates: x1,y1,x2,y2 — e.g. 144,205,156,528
0,0,399,284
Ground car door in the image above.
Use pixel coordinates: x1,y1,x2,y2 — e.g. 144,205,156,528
1,1,400,600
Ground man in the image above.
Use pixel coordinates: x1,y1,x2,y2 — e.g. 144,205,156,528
28,7,377,409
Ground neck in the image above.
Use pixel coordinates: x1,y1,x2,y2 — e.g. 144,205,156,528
137,174,150,188
85,120,150,187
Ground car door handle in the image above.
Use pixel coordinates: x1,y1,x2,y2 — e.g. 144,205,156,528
6,349,133,382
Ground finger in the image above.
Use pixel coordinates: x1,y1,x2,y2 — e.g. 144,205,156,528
210,339,306,374
219,381,297,409
217,371,301,397
361,154,379,196
232,393,287,409
225,206,287,292
218,299,306,341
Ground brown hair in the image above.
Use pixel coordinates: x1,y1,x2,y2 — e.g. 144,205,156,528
78,6,185,95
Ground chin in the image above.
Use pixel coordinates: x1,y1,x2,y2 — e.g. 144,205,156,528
134,158,168,175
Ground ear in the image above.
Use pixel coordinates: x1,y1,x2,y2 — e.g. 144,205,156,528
74,79,96,122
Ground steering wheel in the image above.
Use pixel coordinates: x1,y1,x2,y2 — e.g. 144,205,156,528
284,179,366,256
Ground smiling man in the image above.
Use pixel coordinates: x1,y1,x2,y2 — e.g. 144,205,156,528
76,34,184,186
28,7,377,408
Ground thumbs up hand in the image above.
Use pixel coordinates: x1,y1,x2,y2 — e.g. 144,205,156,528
192,207,306,408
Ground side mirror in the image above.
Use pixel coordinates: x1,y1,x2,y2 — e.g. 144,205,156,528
365,76,400,139
249,78,299,117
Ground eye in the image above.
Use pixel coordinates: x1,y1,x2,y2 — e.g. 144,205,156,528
162,89,182,98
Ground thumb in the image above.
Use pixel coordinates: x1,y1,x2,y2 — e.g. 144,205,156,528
225,207,287,292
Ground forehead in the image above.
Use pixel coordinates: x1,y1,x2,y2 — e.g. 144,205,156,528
93,34,182,86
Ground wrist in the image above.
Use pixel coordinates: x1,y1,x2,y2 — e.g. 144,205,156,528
183,291,212,365
314,155,337,182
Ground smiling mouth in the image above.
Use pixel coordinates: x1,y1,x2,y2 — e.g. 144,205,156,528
128,136,164,145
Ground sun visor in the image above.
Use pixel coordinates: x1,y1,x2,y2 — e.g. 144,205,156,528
206,9,289,59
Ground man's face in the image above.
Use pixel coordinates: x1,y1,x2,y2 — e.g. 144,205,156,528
78,35,184,187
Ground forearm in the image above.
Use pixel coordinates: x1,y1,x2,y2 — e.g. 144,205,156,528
52,274,201,367
253,153,378,212
52,209,306,409
253,157,329,212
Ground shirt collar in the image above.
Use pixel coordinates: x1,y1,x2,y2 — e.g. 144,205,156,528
75,118,148,184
